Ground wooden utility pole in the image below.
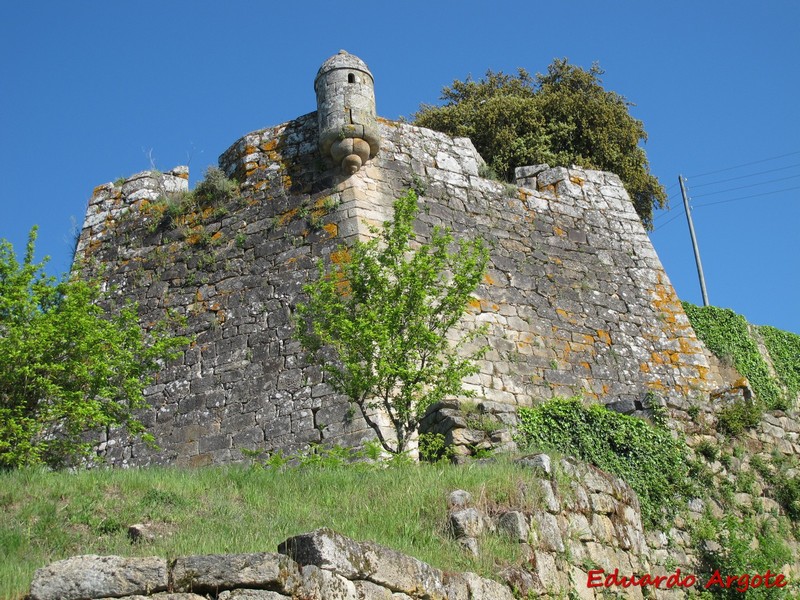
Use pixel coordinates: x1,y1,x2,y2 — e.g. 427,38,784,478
679,175,709,306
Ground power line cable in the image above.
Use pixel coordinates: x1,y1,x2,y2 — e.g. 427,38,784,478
692,173,800,198
652,207,686,231
687,150,800,179
689,162,800,189
652,194,685,222
693,185,800,208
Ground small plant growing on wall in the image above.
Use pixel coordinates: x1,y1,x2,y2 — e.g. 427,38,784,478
295,190,489,455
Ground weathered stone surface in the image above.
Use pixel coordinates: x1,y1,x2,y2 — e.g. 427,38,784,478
171,553,300,594
533,513,564,553
515,453,552,477
457,536,480,557
29,555,167,600
217,591,289,599
299,564,358,600
447,489,472,509
98,595,205,600
497,511,529,542
278,528,449,600
127,523,173,544
352,580,393,600
456,571,515,600
449,508,488,538
498,566,540,599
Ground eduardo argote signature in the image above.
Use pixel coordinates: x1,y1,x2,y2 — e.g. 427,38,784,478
587,567,788,593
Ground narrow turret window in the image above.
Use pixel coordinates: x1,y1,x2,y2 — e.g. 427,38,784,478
348,73,355,84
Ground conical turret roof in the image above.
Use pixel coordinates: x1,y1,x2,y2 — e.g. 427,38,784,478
315,50,373,83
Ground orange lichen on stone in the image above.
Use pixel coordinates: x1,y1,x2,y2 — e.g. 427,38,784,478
538,183,557,195
596,330,612,345
556,308,578,326
569,175,585,186
640,363,651,373
85,238,102,256
186,233,203,246
331,248,351,265
93,184,109,196
278,208,298,226
322,223,338,238
484,273,495,285
210,232,223,243
260,139,279,152
570,342,593,355
553,226,566,237
647,380,668,392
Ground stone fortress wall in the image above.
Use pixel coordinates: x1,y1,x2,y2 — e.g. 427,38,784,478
73,51,723,467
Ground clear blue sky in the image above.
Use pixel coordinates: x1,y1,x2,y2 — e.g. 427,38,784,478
2,1,798,333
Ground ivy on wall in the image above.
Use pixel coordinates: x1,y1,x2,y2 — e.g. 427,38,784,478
758,325,800,403
682,302,786,410
516,396,693,528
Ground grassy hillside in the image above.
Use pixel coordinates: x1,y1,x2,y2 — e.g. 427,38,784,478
0,458,532,600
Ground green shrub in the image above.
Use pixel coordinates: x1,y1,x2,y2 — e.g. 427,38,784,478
774,475,800,520
717,398,762,436
194,166,239,207
0,229,188,468
696,440,720,462
418,432,453,463
516,396,693,527
414,60,666,228
694,514,793,598
295,190,489,454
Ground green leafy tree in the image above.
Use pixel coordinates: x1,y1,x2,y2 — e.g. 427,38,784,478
295,190,489,454
0,228,187,468
414,59,666,229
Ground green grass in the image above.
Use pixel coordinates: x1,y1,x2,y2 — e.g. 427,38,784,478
0,459,535,599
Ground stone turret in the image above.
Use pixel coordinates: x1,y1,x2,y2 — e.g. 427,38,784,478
314,50,380,174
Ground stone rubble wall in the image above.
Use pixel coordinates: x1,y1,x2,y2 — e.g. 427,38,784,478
74,113,719,466
444,454,696,600
28,528,516,600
